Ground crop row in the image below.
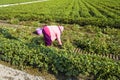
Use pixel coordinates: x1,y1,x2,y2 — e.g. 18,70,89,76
0,22,120,55
0,34,120,79
0,0,119,28
84,0,119,19
89,0,120,10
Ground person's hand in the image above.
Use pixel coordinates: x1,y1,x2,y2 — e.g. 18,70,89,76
58,45,63,49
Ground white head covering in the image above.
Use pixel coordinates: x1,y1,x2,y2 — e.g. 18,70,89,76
60,26,64,32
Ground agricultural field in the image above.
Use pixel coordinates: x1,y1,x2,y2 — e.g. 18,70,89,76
0,0,38,5
0,22,120,79
0,0,120,28
0,0,120,80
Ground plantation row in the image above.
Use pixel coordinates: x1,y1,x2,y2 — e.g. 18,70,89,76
0,0,38,5
0,22,119,55
0,0,119,28
0,25,120,79
73,48,120,60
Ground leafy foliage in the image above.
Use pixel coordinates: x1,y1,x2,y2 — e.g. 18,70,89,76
0,0,119,28
0,25,120,79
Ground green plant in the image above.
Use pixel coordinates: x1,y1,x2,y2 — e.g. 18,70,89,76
9,18,20,24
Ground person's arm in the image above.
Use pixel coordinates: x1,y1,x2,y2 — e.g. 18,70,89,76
56,33,62,45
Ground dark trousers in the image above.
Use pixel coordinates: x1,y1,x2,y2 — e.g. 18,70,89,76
42,27,52,46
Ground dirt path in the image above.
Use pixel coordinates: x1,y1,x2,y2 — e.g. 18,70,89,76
0,0,48,8
0,20,22,27
0,64,45,80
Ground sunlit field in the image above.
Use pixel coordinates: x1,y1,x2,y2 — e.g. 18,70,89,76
0,0,120,79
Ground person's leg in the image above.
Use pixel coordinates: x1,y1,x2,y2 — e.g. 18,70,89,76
42,27,52,46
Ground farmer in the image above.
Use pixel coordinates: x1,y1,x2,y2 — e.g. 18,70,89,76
42,25,64,47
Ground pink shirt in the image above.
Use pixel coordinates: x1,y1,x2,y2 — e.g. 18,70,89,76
46,25,63,45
